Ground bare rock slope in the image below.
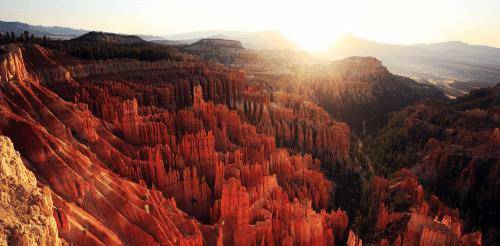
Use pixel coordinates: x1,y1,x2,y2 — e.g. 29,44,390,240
0,135,60,246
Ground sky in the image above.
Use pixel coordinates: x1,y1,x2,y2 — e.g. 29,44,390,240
1,0,499,51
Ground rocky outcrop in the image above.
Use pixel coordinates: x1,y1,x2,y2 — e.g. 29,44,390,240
0,135,60,246
310,57,446,130
326,57,391,81
0,45,29,83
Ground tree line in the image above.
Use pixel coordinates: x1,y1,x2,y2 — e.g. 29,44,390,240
0,31,190,62
0,31,41,44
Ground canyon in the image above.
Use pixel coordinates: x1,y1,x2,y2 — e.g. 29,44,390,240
0,38,494,245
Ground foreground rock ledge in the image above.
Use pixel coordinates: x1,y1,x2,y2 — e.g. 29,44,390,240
0,135,60,246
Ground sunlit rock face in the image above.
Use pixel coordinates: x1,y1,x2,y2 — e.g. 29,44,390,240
0,135,60,246
0,45,29,83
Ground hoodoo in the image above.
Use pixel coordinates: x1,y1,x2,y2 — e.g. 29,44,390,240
0,44,351,245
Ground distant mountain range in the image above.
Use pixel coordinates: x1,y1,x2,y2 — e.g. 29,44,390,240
0,20,163,41
324,35,500,97
0,20,298,51
0,20,87,38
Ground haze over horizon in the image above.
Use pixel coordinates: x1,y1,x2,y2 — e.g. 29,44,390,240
1,0,500,51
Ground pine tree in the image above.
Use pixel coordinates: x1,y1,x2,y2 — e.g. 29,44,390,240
23,31,29,42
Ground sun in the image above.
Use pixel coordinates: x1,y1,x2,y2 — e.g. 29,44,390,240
278,11,347,53
285,29,343,53
271,1,354,53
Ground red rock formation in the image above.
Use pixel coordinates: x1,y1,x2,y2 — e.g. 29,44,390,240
403,212,460,246
2,43,484,246
0,44,353,245
364,170,483,245
347,230,362,246
0,45,29,82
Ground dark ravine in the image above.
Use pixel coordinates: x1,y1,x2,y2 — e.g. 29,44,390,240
359,84,500,244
